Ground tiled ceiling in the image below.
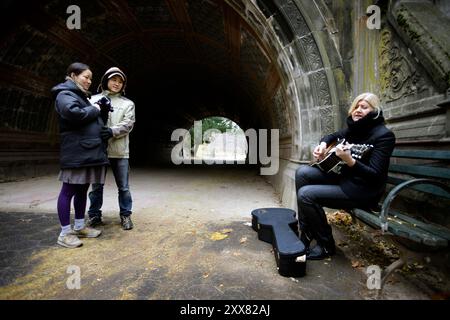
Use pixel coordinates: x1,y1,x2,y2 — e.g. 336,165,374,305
1,0,278,102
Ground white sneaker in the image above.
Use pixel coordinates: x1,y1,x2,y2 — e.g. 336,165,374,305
57,234,83,248
72,227,102,238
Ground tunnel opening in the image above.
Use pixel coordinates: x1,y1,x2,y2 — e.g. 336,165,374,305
184,116,247,164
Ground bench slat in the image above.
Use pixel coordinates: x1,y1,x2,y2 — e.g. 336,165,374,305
389,164,450,180
389,210,450,241
391,150,450,160
387,176,450,199
351,148,450,249
352,209,448,247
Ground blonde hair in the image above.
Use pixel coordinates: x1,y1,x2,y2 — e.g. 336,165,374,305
348,92,382,118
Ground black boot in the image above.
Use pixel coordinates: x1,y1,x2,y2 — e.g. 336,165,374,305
120,215,134,230
300,231,312,248
302,204,336,260
306,243,336,260
297,218,313,249
87,215,103,227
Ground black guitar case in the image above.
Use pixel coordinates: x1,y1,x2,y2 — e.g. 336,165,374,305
251,208,307,277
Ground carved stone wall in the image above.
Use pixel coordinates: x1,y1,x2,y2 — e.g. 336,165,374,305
379,28,432,103
265,0,341,161
271,87,290,139
376,4,449,143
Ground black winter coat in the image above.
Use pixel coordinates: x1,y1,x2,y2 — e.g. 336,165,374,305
320,113,396,205
51,80,109,169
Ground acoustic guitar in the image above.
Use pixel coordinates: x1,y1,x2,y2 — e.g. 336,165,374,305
310,139,373,174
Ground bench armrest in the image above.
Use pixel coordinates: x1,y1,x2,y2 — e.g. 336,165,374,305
380,178,450,232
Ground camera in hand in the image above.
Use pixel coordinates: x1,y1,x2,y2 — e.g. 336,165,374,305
96,96,113,124
97,96,113,112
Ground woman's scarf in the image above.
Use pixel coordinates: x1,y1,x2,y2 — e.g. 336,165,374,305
345,111,385,140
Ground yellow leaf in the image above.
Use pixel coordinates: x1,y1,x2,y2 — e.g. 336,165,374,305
210,232,228,241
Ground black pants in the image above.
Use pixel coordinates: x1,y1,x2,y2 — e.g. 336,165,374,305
295,165,361,247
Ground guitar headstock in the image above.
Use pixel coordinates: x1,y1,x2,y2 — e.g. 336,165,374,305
350,144,373,159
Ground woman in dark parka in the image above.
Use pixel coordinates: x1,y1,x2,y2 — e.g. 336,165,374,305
51,62,109,248
295,92,396,260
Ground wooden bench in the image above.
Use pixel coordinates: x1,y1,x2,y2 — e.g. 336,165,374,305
350,149,450,288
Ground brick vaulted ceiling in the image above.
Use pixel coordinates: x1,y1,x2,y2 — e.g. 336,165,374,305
0,0,283,149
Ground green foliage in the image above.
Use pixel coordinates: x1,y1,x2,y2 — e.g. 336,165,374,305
188,117,239,146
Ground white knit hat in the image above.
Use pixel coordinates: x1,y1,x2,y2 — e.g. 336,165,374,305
97,67,127,94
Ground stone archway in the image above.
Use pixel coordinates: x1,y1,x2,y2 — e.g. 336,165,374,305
225,0,347,207
0,0,348,209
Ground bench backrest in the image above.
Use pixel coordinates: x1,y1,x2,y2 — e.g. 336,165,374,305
388,149,450,199
391,149,450,160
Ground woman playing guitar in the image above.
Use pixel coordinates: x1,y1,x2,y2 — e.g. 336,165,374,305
295,92,396,260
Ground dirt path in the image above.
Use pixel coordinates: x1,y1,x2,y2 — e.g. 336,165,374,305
0,167,429,299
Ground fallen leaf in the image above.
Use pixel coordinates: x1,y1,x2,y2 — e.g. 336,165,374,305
327,210,353,226
210,232,228,241
239,236,247,244
202,273,209,278
351,260,364,268
220,228,233,234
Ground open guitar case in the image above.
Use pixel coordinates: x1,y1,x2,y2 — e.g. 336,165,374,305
251,208,307,277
